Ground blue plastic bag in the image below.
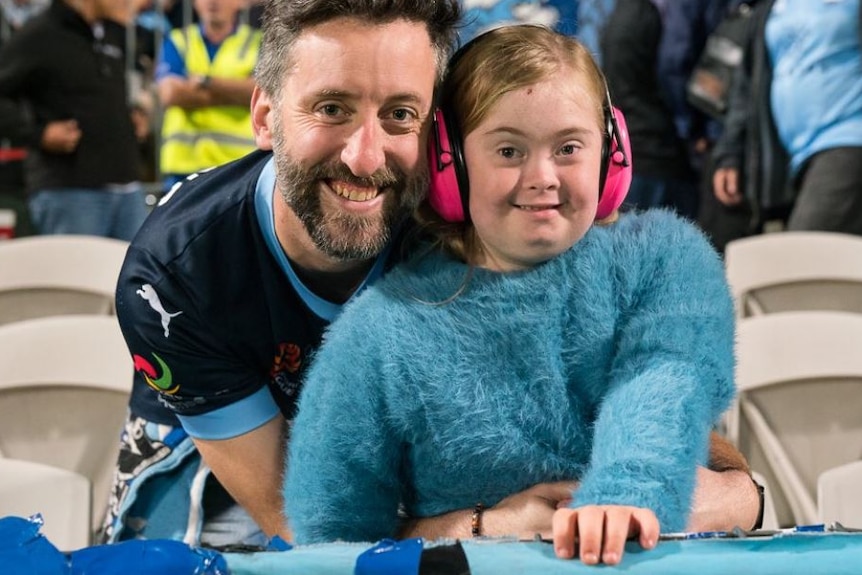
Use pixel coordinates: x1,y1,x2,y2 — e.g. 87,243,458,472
355,538,424,575
70,539,230,575
0,515,70,575
1,513,231,575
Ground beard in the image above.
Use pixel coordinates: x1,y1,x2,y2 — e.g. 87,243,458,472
270,122,428,261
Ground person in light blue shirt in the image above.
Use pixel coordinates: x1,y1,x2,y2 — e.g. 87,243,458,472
712,0,862,234
766,0,862,178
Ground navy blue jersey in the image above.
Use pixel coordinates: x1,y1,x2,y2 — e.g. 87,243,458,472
118,150,399,439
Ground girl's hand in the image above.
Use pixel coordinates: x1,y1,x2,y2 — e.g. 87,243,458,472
552,505,659,565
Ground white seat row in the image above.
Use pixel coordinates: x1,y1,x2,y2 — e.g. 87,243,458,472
725,232,862,528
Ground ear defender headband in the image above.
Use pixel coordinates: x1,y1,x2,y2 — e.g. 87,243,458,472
427,33,633,223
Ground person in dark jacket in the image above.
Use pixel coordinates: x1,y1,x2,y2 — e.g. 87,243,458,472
0,0,149,240
655,0,737,243
0,0,45,238
656,0,730,151
600,0,698,218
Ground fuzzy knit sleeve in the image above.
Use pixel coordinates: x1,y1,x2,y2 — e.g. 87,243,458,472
570,210,736,532
284,291,403,544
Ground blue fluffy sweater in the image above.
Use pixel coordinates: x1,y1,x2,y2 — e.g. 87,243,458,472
285,210,736,543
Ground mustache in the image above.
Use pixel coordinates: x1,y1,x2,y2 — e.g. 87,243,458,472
300,161,403,190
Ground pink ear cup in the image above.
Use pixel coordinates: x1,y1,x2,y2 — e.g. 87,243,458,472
427,108,466,222
595,106,633,220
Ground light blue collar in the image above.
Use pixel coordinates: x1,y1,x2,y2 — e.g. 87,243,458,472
254,156,393,321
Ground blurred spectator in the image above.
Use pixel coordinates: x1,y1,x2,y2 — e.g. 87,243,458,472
458,0,578,43
135,0,172,33
712,0,862,236
694,0,765,252
156,0,259,191
657,0,733,224
455,1,622,65
163,0,194,29
578,0,617,60
131,90,158,185
0,0,47,32
601,0,698,218
0,0,148,240
0,0,46,238
657,0,729,160
132,0,171,78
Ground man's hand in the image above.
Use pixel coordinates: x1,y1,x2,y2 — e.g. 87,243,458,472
713,167,743,206
693,432,761,531
687,467,761,532
552,505,659,565
41,119,81,154
482,481,579,539
399,480,578,540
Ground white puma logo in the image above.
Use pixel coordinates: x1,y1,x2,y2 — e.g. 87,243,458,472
136,284,183,337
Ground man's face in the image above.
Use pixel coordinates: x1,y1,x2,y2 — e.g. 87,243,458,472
261,17,437,261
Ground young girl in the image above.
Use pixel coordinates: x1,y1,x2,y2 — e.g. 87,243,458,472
285,25,736,565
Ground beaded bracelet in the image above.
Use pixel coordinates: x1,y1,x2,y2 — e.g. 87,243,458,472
471,502,485,537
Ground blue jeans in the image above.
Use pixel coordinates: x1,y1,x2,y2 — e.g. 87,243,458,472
28,186,149,241
199,480,269,548
102,415,267,548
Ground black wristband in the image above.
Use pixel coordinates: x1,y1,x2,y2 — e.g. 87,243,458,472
752,480,765,530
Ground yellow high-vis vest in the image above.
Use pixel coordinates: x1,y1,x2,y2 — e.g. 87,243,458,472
160,24,260,176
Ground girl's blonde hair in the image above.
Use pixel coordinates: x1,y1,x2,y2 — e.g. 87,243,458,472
416,25,610,264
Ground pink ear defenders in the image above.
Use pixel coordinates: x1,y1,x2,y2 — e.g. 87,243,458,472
428,106,469,222
597,96,633,220
427,89,633,223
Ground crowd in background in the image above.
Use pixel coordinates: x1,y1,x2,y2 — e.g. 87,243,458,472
0,0,860,252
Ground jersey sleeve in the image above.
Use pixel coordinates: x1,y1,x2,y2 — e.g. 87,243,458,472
571,211,736,532
284,296,403,544
118,244,277,440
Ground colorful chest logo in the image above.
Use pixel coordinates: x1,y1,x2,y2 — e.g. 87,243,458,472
270,342,302,377
136,284,183,338
133,353,179,395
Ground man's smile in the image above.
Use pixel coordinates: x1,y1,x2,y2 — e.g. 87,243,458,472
328,179,381,202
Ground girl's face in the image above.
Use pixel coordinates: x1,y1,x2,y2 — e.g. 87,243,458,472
464,77,603,272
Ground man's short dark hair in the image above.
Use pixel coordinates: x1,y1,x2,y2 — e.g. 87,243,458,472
255,0,461,102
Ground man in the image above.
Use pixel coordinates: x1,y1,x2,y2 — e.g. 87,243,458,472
0,0,149,240
103,0,762,548
156,0,260,190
